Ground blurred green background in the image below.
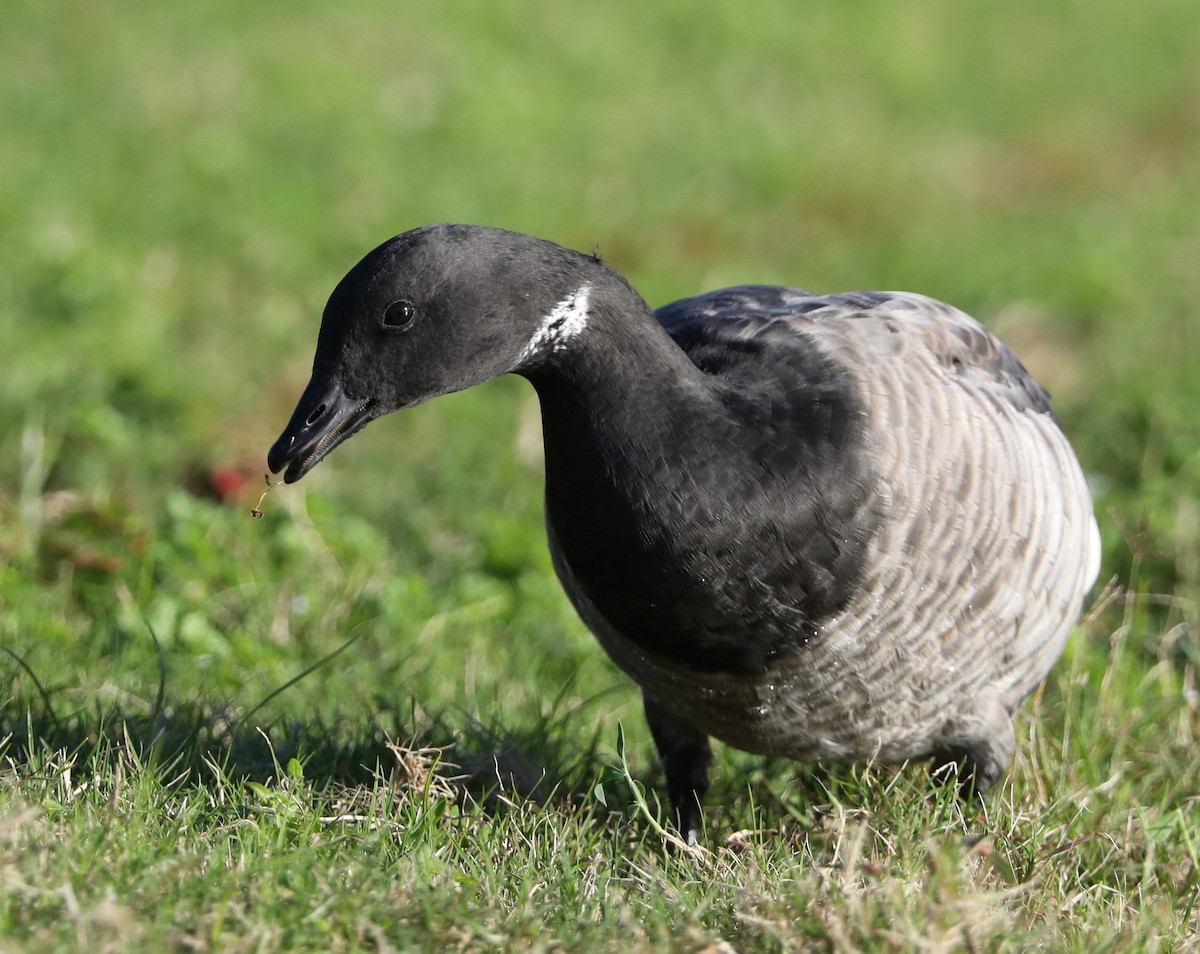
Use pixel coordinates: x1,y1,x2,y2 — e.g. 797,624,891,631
1,0,1197,743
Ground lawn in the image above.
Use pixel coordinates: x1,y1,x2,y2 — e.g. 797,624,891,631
1,0,1197,950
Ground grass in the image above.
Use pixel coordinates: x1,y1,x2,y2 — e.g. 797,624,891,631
2,0,1198,949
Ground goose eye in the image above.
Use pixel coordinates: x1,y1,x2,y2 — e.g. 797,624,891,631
382,299,417,329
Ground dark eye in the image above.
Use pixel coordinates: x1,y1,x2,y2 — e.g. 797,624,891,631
382,299,417,329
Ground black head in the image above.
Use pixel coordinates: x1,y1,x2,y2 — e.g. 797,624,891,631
267,224,602,483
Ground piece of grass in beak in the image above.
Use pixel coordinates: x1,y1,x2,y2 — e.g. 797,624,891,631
250,474,277,518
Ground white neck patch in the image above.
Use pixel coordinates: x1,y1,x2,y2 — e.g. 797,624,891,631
520,285,591,362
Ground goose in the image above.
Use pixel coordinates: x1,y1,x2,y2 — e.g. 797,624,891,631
267,224,1101,843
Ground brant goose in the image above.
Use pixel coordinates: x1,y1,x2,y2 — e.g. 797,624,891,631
268,224,1100,843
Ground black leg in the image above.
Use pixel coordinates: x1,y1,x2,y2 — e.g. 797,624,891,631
929,693,1015,798
643,693,712,844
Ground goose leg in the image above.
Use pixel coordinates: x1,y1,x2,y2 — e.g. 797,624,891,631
929,691,1015,797
643,693,712,844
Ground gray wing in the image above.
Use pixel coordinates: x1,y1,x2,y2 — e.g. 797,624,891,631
657,286,1101,724
656,285,1057,421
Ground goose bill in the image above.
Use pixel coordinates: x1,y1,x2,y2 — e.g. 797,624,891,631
267,373,373,483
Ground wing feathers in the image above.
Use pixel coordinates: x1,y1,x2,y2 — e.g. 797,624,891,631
657,286,1098,718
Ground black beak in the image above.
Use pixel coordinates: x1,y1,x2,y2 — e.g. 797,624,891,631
267,370,374,483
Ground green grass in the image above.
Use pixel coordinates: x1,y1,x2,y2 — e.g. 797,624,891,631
2,0,1198,949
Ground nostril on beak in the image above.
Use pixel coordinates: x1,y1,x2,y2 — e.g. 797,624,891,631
306,404,327,427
